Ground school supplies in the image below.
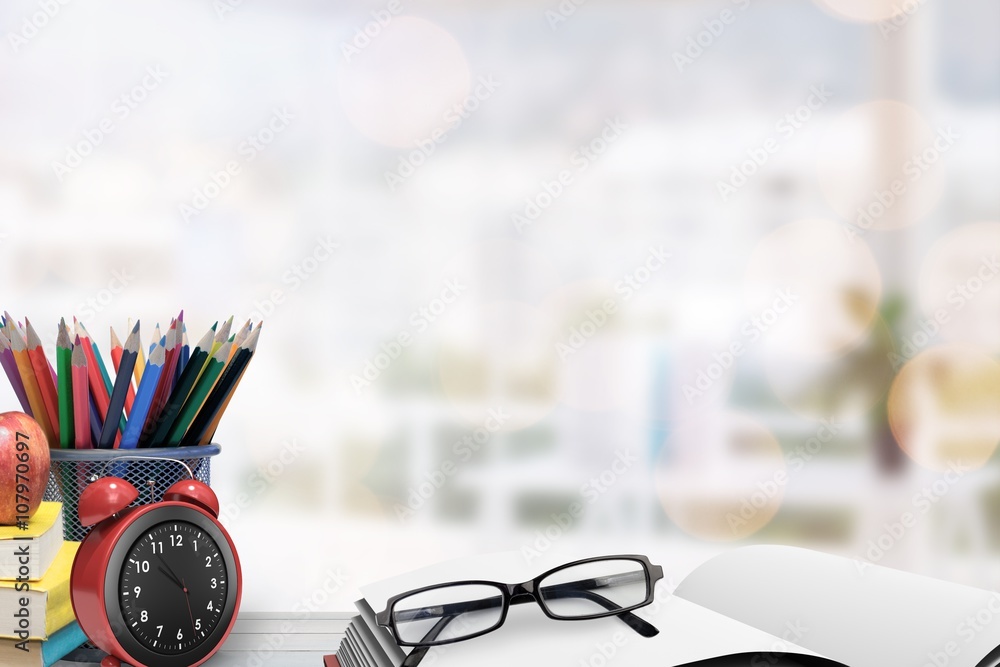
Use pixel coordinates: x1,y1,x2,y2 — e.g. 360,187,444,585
0,313,259,449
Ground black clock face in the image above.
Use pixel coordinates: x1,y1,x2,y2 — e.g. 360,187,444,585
118,521,229,655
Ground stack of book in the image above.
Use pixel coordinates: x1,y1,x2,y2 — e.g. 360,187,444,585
330,548,1000,667
0,503,86,667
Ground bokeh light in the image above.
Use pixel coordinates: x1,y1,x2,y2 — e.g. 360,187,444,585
918,222,1000,352
744,219,882,360
888,345,1000,472
817,101,948,230
338,17,471,149
656,413,786,542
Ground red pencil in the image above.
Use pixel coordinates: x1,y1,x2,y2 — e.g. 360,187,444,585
149,320,179,425
110,326,136,416
71,343,91,448
74,319,110,433
24,319,60,444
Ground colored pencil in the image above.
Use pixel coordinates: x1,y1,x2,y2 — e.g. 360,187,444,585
176,321,189,385
146,326,215,447
74,320,109,435
78,322,114,396
149,322,179,426
9,327,54,443
166,341,231,446
110,327,137,416
24,320,60,444
120,342,165,450
130,318,144,385
56,321,74,449
82,322,127,435
0,330,31,415
209,317,233,359
100,323,139,448
71,343,91,449
190,327,260,445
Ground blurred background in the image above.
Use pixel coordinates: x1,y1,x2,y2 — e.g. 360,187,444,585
0,0,998,612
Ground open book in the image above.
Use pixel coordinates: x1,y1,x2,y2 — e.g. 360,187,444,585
337,545,1000,667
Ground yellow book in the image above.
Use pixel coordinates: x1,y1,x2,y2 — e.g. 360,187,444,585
0,503,63,582
0,541,78,640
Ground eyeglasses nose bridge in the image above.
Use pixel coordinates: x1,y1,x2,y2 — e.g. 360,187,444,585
509,581,536,602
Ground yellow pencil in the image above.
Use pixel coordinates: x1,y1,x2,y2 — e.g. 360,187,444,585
130,318,145,385
9,326,55,443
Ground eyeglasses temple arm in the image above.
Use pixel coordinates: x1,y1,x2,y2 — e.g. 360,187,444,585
401,646,430,667
535,584,659,637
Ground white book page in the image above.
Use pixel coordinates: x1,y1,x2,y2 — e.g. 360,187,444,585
675,545,1000,667
360,552,839,667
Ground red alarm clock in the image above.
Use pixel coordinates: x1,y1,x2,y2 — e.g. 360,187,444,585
71,473,242,667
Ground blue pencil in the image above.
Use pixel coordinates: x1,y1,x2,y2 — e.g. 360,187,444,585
99,323,140,448
120,342,165,449
175,321,189,385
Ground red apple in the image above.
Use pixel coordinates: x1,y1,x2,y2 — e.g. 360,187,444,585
0,412,51,525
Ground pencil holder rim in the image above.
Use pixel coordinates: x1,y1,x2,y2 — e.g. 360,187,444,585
48,443,222,460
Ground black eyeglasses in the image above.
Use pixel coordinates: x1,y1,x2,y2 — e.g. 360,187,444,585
375,555,663,667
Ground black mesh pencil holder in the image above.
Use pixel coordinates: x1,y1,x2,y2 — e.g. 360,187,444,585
43,444,221,542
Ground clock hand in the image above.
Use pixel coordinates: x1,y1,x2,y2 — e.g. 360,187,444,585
158,565,184,590
182,577,197,636
156,555,185,590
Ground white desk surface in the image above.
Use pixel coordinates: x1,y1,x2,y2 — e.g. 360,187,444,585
55,612,352,666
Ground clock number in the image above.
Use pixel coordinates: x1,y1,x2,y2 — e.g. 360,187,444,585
205,555,212,567
141,610,148,622
134,586,141,598
157,625,163,638
207,600,214,611
170,534,184,547
152,542,163,554
196,619,202,631
177,629,184,641
136,560,150,573
211,578,217,589
193,540,198,552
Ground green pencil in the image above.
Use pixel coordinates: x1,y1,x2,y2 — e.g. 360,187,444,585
56,320,73,449
165,341,231,446
145,326,215,447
